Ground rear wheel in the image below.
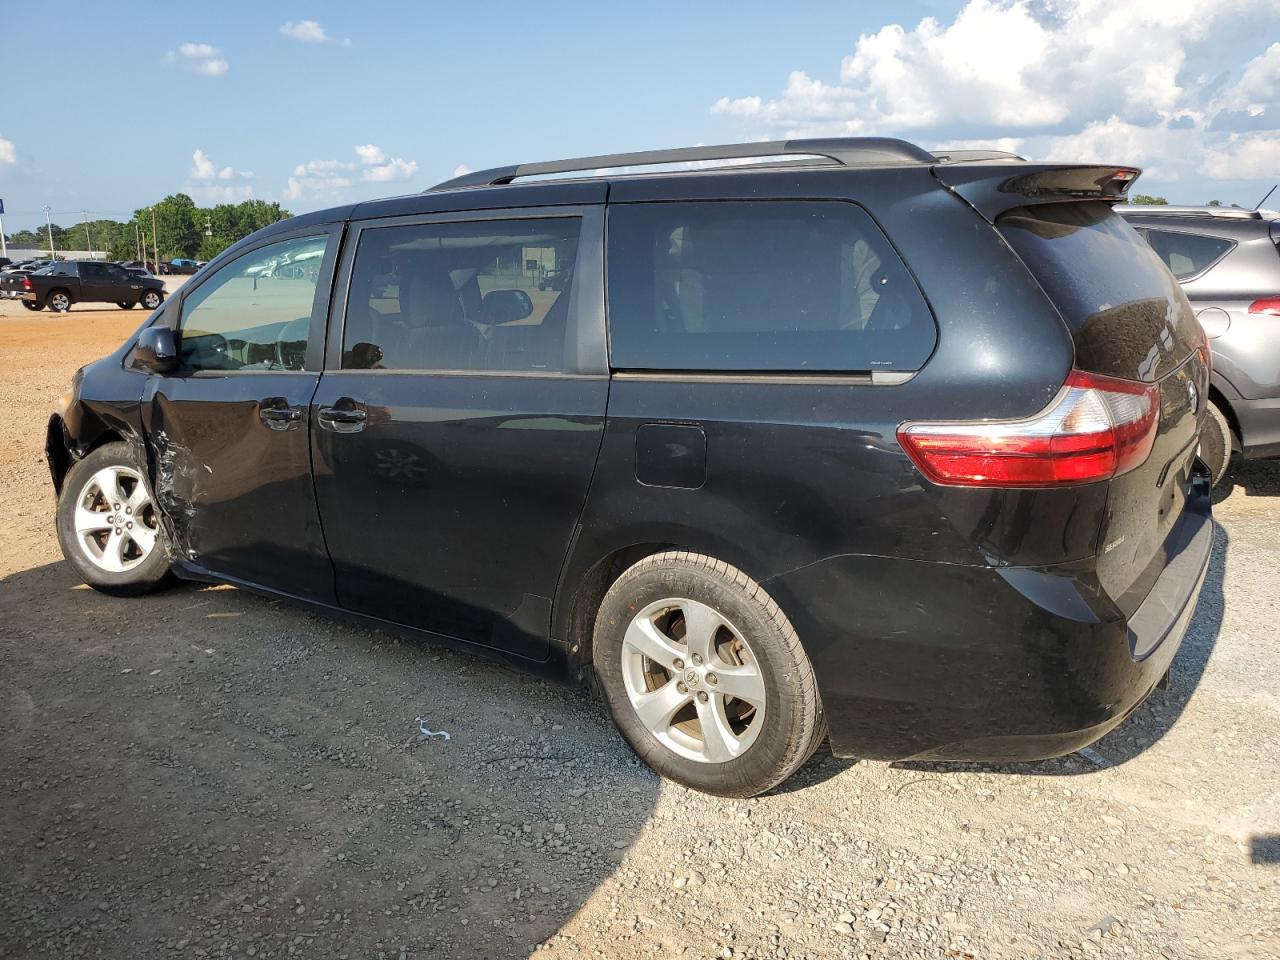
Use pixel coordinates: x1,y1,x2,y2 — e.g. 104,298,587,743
593,551,825,797
55,442,174,596
21,301,43,311
140,289,162,310
1199,400,1234,485
47,289,72,312
117,301,136,309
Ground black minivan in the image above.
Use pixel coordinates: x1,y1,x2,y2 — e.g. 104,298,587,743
49,139,1213,797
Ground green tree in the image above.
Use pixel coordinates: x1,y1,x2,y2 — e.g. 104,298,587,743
139,194,201,259
1130,194,1168,205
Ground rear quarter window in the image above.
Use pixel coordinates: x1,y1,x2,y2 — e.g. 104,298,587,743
998,202,1201,382
1141,228,1235,280
606,200,936,373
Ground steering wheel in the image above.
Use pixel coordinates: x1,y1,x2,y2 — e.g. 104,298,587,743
275,316,311,369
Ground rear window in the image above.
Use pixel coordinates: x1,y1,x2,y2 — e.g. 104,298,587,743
606,200,936,373
999,202,1200,382
1141,228,1234,280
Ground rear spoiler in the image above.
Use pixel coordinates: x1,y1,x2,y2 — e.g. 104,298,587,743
932,163,1141,223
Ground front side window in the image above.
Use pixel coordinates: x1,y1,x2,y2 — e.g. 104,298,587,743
177,234,328,372
606,200,936,373
1142,229,1234,280
342,217,582,372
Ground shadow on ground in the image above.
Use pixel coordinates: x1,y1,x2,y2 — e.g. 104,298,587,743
0,560,658,959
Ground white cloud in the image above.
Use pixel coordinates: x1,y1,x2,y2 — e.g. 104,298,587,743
283,144,417,201
167,42,229,77
1204,131,1280,180
280,20,351,47
452,164,472,178
186,148,254,204
712,0,1280,192
190,148,253,182
0,135,14,164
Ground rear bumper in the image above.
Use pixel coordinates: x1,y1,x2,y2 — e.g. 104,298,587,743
1233,394,1280,460
766,473,1214,762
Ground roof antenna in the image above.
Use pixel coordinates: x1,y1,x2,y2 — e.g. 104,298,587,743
1254,184,1277,210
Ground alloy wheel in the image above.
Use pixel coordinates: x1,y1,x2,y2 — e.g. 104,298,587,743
72,465,160,573
621,597,767,763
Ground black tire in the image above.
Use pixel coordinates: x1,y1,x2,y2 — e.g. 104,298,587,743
140,290,163,311
55,442,174,597
47,288,72,312
118,301,137,309
593,551,826,797
1199,400,1234,486
21,300,43,311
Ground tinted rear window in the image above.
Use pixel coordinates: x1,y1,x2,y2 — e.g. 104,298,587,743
1141,228,1234,280
999,202,1200,382
606,200,936,373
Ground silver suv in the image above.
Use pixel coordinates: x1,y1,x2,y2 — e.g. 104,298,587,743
1119,204,1280,483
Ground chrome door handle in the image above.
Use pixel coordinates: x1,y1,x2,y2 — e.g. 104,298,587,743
317,403,367,433
258,398,303,431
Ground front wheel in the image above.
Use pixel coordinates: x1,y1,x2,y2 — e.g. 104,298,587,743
21,300,43,311
1199,400,1234,485
118,301,137,310
55,442,174,597
593,551,825,797
140,290,163,310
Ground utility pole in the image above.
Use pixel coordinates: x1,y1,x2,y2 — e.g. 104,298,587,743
81,211,94,258
151,207,160,273
44,205,56,259
0,199,7,261
135,222,143,263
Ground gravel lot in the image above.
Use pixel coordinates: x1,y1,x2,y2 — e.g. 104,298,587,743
1,299,1278,960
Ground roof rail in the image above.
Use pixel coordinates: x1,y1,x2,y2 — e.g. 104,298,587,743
932,149,1026,162
1114,204,1263,220
429,137,935,191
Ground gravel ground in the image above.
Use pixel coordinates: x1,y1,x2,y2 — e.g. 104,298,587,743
1,301,1278,959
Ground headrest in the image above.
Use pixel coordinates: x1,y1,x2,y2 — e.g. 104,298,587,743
406,267,464,329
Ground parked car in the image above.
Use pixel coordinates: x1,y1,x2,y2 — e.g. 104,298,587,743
537,268,567,291
48,138,1212,797
16,260,165,312
122,260,162,274
162,258,201,275
1118,204,1280,483
2,258,51,276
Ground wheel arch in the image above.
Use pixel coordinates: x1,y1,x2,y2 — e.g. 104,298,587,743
47,286,74,308
554,526,781,689
47,415,128,495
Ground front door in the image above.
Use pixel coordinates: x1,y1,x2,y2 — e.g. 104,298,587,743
141,228,341,601
311,208,609,658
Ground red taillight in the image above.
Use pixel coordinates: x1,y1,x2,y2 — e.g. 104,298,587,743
897,371,1160,487
22,276,32,290
1248,297,1280,316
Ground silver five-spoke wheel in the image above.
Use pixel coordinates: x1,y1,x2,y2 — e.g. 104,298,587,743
72,465,159,573
621,597,767,763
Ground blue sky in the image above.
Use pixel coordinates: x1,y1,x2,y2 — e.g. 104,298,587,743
2,0,1278,231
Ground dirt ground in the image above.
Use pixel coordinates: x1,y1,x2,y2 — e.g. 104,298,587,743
1,300,1278,960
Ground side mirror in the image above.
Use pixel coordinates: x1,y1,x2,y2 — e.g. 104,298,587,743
481,289,534,325
135,326,179,374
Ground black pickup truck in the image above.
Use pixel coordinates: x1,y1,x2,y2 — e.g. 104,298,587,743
3,260,166,312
